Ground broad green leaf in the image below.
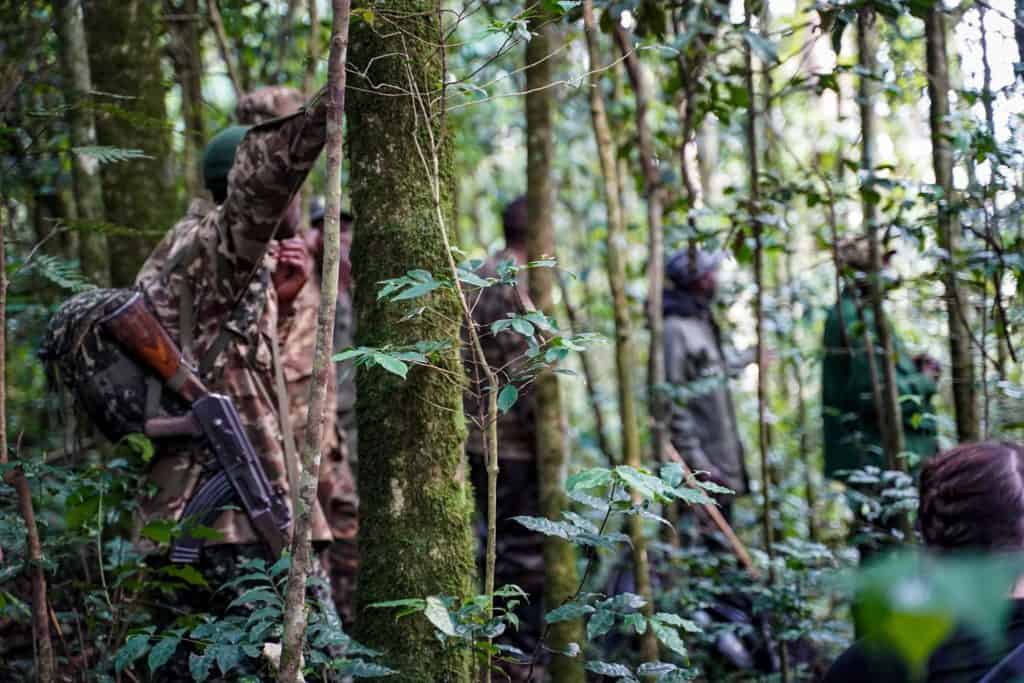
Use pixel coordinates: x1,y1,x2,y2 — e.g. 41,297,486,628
567,467,612,492
372,353,409,379
115,635,151,673
545,600,595,623
140,520,176,544
614,466,668,501
650,619,688,658
623,613,647,634
147,636,180,674
587,608,616,639
189,652,214,683
510,317,535,337
424,595,457,636
511,515,576,540
162,564,209,588
654,612,701,633
585,660,635,679
742,30,778,64
228,589,282,611
497,384,519,414
212,644,243,676
393,280,441,301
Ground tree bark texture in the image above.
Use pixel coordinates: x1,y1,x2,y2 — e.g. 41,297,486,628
925,5,979,443
348,2,475,680
164,0,205,197
54,0,110,287
83,0,176,287
582,0,659,664
525,18,585,683
206,0,243,99
278,2,350,680
858,8,906,468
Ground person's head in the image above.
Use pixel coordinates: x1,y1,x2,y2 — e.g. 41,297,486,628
665,247,724,299
837,236,896,290
502,196,528,254
306,204,355,291
919,441,1024,553
202,125,250,204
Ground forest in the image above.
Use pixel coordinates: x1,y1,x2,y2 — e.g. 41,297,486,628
1,0,1023,681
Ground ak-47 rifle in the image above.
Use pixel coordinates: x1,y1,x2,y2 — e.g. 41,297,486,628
100,293,290,563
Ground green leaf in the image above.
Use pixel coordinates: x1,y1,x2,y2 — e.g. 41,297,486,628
372,353,409,379
162,564,210,588
140,520,176,544
393,280,441,301
614,466,668,501
457,268,491,288
546,600,595,624
650,619,688,658
115,635,151,673
424,596,456,636
116,433,154,463
511,515,576,540
742,30,778,64
147,637,180,674
189,652,214,683
653,612,701,633
587,608,616,639
228,589,282,611
497,384,519,414
510,317,535,337
585,660,635,679
212,644,242,675
567,468,612,492
623,613,647,635
338,659,399,677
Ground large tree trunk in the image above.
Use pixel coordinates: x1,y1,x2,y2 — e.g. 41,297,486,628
925,4,979,443
54,0,110,287
84,0,176,287
164,0,205,197
581,0,659,664
858,8,905,469
525,18,585,683
348,2,475,680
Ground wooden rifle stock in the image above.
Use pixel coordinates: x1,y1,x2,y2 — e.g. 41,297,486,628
101,293,206,403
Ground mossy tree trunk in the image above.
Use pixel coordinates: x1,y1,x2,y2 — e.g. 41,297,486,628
525,17,585,683
84,0,176,286
164,0,205,197
54,0,110,287
348,2,475,681
925,5,978,443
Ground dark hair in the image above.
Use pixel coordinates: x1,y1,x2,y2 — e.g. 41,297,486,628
919,441,1024,552
502,196,527,250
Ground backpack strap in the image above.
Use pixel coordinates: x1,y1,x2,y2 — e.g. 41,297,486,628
979,641,1024,683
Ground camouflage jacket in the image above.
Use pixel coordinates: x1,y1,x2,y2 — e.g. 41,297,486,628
280,274,358,543
463,251,536,462
134,101,333,546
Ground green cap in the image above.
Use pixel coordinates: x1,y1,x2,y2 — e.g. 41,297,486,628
202,125,250,199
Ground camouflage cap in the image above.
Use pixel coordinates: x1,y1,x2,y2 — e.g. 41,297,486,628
236,86,304,125
202,125,251,198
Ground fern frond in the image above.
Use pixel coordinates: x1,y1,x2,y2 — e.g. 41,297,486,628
28,254,97,293
72,146,151,165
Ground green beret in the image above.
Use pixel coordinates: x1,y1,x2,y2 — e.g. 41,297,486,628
202,125,250,196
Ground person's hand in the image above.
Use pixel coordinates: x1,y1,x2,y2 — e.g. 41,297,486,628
914,354,941,382
270,237,312,310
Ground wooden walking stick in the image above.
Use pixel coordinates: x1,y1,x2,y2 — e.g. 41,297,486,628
664,441,761,578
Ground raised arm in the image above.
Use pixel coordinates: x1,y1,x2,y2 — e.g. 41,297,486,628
219,89,328,283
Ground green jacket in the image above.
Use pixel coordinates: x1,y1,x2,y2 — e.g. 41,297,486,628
822,292,938,478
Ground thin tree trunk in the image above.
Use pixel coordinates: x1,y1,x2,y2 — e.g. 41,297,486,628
525,20,584,681
613,25,667,469
54,0,110,287
275,0,301,82
581,0,658,664
84,0,175,286
303,0,321,98
926,4,979,442
858,7,906,470
0,215,56,683
783,251,816,540
348,0,475,679
744,0,776,577
165,0,205,197
278,2,350,680
206,0,243,100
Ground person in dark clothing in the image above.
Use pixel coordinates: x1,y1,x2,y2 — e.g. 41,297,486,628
824,441,1024,683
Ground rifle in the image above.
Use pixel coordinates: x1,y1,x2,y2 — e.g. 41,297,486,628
100,293,290,563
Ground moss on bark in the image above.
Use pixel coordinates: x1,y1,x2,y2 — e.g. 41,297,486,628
348,2,475,681
84,0,176,287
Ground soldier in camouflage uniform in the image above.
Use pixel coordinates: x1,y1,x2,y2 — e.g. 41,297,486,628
464,196,544,680
237,88,360,625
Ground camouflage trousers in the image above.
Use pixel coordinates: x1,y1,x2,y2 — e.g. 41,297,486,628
152,543,342,683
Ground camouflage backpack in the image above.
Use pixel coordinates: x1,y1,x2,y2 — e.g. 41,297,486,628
38,288,187,442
